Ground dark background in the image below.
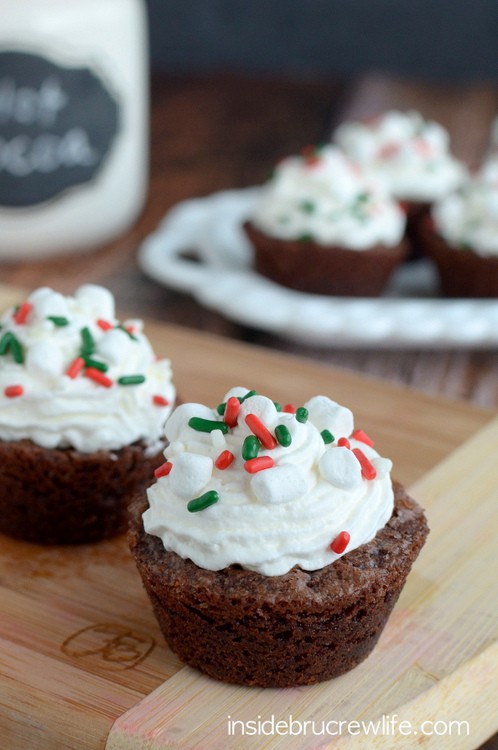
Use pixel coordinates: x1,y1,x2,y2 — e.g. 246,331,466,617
145,0,498,82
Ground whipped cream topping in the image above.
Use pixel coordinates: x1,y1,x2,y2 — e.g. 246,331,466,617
143,388,394,576
334,110,466,202
0,285,175,452
432,164,498,257
250,144,405,249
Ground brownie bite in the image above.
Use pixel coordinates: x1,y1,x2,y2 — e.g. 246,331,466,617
334,110,466,260
423,163,498,297
129,388,428,687
0,284,175,544
245,144,407,296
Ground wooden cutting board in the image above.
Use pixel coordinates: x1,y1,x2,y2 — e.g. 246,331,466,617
0,284,496,750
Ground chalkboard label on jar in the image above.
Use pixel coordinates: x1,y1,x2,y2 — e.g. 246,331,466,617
0,50,120,208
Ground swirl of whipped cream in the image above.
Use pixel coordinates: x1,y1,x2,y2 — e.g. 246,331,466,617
432,170,498,257
0,285,175,452
334,110,466,202
250,144,405,249
143,388,394,576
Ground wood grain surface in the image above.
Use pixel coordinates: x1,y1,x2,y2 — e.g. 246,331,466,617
107,415,498,749
0,73,497,410
0,284,496,749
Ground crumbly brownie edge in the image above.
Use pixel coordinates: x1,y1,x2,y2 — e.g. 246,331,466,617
422,228,498,298
244,221,408,297
0,439,163,545
129,483,429,687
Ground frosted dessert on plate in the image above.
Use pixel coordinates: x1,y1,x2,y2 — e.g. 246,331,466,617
423,163,498,297
334,110,466,257
0,284,175,544
244,144,407,296
129,387,428,687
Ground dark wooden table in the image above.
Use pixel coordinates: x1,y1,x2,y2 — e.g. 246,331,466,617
1,72,497,411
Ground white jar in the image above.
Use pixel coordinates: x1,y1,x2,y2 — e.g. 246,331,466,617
0,0,148,259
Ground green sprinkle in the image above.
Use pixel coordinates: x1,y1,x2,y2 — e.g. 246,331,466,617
295,407,309,423
80,327,95,356
118,374,146,385
84,357,109,372
299,199,316,214
298,233,314,243
0,332,24,363
216,402,226,415
242,435,260,460
239,389,257,403
274,402,282,412
47,316,69,327
275,424,292,447
0,331,14,356
187,490,219,513
356,191,369,204
116,324,138,341
188,417,229,434
321,429,335,444
10,337,24,364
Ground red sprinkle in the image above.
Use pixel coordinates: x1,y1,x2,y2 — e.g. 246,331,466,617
223,396,240,428
351,429,375,447
154,461,173,478
330,531,350,554
352,448,377,480
337,437,351,449
414,138,431,156
215,450,235,470
97,319,113,331
4,384,23,398
85,367,113,388
153,395,170,407
126,325,136,335
13,302,33,325
66,357,85,379
245,413,277,450
378,142,399,160
244,456,275,474
282,403,296,413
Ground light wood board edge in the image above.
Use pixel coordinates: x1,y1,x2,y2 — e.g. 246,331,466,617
105,417,498,750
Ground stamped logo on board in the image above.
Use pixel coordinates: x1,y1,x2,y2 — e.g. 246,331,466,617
61,623,155,670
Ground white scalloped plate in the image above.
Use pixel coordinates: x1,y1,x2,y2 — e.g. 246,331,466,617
138,188,498,348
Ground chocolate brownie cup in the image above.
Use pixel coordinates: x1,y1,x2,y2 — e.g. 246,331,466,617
130,388,428,687
245,222,406,296
245,144,407,296
423,165,498,297
334,110,466,260
0,284,175,544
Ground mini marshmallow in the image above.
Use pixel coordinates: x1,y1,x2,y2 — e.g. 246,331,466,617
319,446,363,490
26,341,64,379
304,396,354,439
251,464,309,504
165,403,214,443
223,386,252,402
75,284,115,320
168,453,213,499
371,456,393,480
239,395,278,432
29,288,69,321
96,328,133,364
211,429,227,451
